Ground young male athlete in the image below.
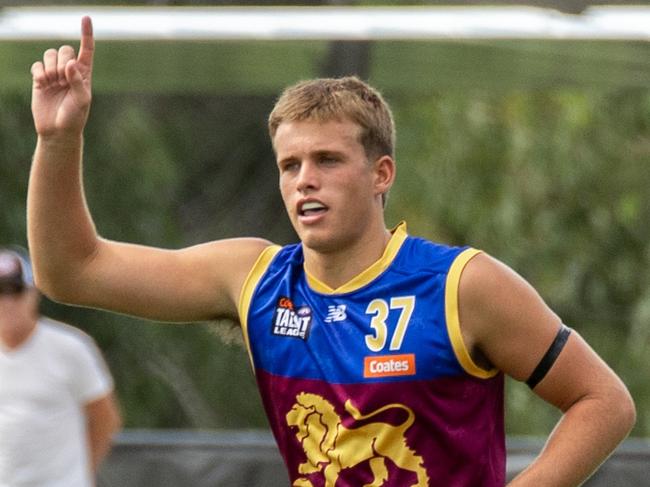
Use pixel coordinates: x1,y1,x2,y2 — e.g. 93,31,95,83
28,17,635,486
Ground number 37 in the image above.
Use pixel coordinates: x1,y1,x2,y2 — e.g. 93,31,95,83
364,296,415,352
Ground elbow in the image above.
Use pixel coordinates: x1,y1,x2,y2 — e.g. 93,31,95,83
32,256,92,305
32,270,56,300
33,270,78,305
30,241,102,304
605,382,637,441
112,410,124,437
100,403,123,457
618,389,637,437
109,397,124,437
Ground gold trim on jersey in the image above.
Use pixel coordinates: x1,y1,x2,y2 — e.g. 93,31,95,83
445,248,499,379
306,222,409,294
238,244,282,369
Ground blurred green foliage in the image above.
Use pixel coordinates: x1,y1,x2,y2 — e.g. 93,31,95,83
1,38,649,437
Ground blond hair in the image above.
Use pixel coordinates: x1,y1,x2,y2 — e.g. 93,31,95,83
268,76,395,161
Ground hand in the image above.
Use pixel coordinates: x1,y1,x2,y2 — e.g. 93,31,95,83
31,16,94,138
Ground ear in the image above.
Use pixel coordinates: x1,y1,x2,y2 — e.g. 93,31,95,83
373,155,396,197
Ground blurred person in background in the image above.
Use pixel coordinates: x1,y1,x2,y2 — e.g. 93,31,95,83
0,247,121,487
26,17,635,487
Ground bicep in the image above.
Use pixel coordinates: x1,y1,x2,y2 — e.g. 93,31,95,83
459,253,630,408
85,393,121,444
458,252,564,383
70,237,271,322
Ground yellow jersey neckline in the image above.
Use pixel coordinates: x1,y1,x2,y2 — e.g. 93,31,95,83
305,222,408,295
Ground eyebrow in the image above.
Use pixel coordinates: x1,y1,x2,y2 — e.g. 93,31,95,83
313,150,345,158
277,149,346,166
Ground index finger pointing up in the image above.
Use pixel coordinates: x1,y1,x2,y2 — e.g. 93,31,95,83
77,16,94,69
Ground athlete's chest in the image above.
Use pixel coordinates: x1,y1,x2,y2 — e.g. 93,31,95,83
248,266,461,383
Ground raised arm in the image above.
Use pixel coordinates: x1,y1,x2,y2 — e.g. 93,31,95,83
28,17,269,322
458,253,636,487
29,15,97,299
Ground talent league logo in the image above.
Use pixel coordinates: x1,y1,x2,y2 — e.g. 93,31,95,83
272,297,312,340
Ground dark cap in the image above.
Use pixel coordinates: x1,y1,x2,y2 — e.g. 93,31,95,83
0,248,34,293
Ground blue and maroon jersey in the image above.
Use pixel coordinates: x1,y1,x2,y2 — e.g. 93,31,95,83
238,223,505,486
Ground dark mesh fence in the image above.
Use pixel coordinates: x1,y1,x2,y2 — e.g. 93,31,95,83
98,430,650,486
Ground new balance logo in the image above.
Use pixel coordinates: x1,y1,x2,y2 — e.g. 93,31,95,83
324,304,347,323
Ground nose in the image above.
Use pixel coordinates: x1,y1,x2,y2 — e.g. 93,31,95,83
296,160,320,193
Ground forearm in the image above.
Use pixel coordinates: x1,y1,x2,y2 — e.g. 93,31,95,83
28,134,100,298
86,395,122,471
507,392,635,486
88,430,115,472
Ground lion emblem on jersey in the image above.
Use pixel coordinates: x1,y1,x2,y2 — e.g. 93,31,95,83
286,392,429,487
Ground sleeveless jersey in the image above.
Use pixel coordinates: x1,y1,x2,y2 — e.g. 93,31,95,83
238,223,505,487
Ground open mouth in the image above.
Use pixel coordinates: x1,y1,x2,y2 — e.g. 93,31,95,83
299,201,328,217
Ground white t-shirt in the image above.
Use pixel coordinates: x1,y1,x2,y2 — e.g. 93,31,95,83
0,318,114,487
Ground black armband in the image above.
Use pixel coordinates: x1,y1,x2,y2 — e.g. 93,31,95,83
526,324,572,389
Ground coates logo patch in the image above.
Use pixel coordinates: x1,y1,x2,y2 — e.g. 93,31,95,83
364,354,416,378
272,297,312,340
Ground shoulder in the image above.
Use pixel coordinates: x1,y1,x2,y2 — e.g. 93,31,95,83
393,232,474,280
40,318,114,388
237,241,297,296
457,251,515,295
37,318,109,374
192,237,274,264
39,317,97,349
181,237,277,311
457,251,548,321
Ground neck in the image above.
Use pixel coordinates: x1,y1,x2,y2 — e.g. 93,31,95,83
0,318,38,350
303,223,392,290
